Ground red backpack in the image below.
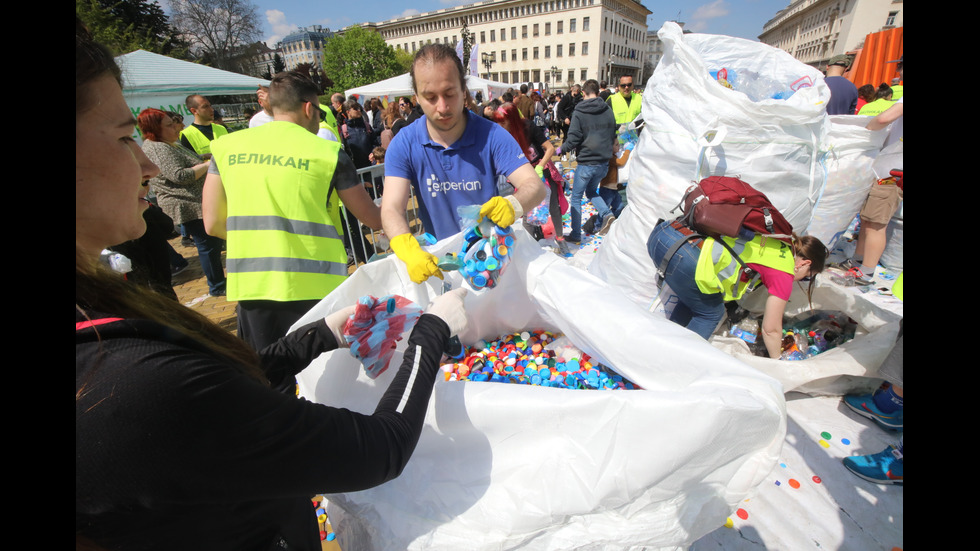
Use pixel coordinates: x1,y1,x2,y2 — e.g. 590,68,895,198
673,176,794,244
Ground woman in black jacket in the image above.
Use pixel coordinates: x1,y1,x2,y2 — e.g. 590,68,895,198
75,17,469,550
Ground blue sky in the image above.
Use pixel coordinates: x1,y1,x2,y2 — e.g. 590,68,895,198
252,0,794,46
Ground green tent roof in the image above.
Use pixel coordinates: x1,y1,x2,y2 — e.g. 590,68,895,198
114,50,269,96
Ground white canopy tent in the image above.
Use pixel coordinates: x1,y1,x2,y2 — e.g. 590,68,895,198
114,49,269,125
345,72,511,104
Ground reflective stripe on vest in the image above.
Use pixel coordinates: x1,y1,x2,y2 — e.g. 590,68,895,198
608,92,642,124
180,123,227,156
211,121,346,302
694,234,794,301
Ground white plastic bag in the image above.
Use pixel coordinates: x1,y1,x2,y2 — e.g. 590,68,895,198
294,227,787,550
804,115,885,250
591,21,830,308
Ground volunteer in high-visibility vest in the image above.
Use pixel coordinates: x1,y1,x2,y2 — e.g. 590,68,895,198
203,71,381,351
318,103,341,142
606,75,642,125
179,94,228,158
647,220,827,358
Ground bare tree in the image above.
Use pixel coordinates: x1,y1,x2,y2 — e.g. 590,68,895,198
170,0,261,71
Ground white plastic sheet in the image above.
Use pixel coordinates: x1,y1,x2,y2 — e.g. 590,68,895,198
294,227,788,550
591,22,831,309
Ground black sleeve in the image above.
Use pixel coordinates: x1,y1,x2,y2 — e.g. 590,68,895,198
258,318,341,388
331,150,361,192
77,313,452,507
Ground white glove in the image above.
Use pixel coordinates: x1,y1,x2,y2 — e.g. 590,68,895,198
425,288,468,337
324,305,356,347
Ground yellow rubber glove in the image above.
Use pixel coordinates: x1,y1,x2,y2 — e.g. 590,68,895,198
478,195,524,228
390,233,443,284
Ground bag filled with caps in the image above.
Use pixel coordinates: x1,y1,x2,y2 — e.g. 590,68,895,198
292,226,786,551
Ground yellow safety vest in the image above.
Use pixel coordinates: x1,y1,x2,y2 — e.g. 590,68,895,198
319,104,341,142
608,92,642,124
179,123,228,156
858,99,896,117
694,234,795,301
210,121,347,302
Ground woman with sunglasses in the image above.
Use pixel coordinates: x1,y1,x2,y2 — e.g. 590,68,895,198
647,220,827,359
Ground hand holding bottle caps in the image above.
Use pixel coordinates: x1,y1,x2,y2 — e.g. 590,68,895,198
460,217,515,290
343,294,423,378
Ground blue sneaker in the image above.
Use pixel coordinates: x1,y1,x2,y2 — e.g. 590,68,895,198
843,393,903,431
843,445,903,485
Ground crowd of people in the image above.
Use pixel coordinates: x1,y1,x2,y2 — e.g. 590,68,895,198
77,12,903,546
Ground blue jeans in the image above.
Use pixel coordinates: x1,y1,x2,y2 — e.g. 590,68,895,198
182,218,226,295
647,222,725,339
568,162,609,241
597,187,623,218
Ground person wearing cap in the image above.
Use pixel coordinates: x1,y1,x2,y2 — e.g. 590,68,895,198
824,55,858,115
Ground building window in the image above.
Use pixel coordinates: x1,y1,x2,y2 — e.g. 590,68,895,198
533,23,539,37
522,25,528,38
583,16,590,31
522,70,530,82
512,48,517,61
557,21,563,34
522,48,528,60
490,30,495,42
546,22,551,35
557,44,563,57
512,27,517,40
501,28,506,41
582,42,588,56
545,45,551,58
567,69,574,82
570,18,576,32
512,70,519,82
533,47,539,59
885,11,898,26
501,50,507,62
480,31,486,43
569,43,575,56
581,68,587,81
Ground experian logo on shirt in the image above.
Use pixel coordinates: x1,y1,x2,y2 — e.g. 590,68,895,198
426,173,483,197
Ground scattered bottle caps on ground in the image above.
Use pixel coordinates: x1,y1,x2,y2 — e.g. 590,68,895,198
441,329,640,390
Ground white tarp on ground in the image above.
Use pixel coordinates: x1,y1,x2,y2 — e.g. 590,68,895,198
345,73,511,103
114,49,268,124
294,227,788,550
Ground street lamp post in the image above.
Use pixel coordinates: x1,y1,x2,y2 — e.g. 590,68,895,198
482,52,496,80
550,65,559,90
606,55,616,84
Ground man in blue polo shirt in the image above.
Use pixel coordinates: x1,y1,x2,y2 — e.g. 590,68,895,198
382,43,546,283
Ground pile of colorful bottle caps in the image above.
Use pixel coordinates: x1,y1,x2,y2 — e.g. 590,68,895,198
441,329,639,390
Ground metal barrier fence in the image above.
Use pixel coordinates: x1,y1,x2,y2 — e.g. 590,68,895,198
338,163,425,270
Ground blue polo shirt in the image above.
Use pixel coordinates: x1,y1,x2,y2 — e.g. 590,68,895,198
385,110,528,239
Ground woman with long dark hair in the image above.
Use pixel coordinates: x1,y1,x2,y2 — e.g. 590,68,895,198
493,102,567,247
76,16,468,550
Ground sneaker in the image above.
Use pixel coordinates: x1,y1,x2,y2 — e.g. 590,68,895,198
565,235,581,245
598,214,616,236
555,238,571,256
843,393,903,430
842,445,903,485
209,289,226,297
171,263,188,277
181,237,194,248
831,258,859,271
847,267,875,286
